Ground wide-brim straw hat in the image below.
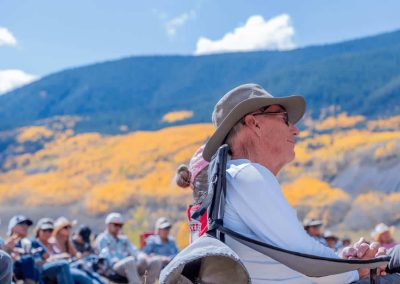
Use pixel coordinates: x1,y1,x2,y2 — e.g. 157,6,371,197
371,223,395,241
53,216,77,236
203,83,306,161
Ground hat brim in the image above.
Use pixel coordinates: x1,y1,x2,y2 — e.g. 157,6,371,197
203,95,306,161
18,219,33,226
39,224,54,230
158,224,172,230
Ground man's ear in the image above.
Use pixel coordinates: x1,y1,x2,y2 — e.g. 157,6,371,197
243,115,260,136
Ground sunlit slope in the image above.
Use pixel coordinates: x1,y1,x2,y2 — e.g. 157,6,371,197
0,123,213,214
0,114,399,230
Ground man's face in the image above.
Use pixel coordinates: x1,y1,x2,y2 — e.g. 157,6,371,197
252,104,299,165
107,222,123,236
379,231,392,244
306,226,322,237
12,222,30,238
158,227,170,240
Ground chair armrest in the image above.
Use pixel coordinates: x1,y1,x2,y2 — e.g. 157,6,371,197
219,226,391,277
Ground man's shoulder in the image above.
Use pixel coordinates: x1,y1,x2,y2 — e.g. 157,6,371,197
146,235,159,243
227,159,272,179
227,159,254,177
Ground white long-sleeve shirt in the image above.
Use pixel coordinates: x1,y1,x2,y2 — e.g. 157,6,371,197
223,159,359,284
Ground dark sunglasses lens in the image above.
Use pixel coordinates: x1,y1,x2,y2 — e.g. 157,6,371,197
43,229,54,233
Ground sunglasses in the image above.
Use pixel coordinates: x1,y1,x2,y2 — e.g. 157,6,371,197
252,111,289,126
111,223,124,228
42,229,54,233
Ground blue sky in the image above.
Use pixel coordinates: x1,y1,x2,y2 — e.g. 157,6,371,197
1,0,400,94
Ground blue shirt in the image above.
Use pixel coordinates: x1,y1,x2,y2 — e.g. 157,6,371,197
95,231,139,266
223,159,358,283
143,235,178,258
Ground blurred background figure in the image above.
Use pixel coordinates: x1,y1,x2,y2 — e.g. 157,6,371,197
323,230,342,252
95,212,161,284
4,215,41,284
371,223,397,250
73,225,94,256
49,217,78,258
144,217,179,268
175,144,209,243
342,236,351,247
0,250,12,283
303,218,327,246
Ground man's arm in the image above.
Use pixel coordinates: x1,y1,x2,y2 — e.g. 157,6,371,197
226,163,359,283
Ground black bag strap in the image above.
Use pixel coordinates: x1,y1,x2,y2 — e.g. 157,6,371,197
205,144,229,241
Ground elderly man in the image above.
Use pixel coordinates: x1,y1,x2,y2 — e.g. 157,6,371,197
95,212,161,284
202,83,400,283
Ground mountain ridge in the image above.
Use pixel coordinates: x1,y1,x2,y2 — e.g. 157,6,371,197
1,29,400,134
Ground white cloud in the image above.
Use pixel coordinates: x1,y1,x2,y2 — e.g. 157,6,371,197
195,14,296,55
166,10,196,37
0,27,17,47
0,69,37,94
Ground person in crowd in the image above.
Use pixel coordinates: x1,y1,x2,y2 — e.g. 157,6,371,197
143,217,179,268
95,212,161,284
201,83,400,283
48,217,95,284
323,230,342,252
72,225,94,256
48,217,78,258
342,236,351,247
303,218,327,246
31,217,79,283
175,144,209,242
0,250,13,283
2,215,41,283
371,223,397,250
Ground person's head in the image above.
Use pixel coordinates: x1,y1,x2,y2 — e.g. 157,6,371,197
175,145,209,204
35,218,55,241
75,225,91,244
53,217,76,239
303,218,323,237
105,212,124,237
323,231,338,249
8,215,33,238
203,83,305,175
371,223,395,244
342,237,351,247
155,217,172,241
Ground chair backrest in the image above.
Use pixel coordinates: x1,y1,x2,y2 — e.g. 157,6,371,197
140,232,156,249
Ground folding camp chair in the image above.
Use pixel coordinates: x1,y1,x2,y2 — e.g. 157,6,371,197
200,144,391,284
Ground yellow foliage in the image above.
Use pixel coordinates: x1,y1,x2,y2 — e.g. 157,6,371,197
374,140,397,159
0,123,213,214
314,113,365,131
175,220,190,250
283,177,350,207
367,116,400,131
17,126,54,143
162,111,193,123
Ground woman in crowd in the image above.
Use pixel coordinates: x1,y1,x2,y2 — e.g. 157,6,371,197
47,217,96,284
371,223,397,250
32,217,77,283
175,144,209,242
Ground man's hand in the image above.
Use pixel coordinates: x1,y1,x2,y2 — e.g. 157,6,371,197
340,237,388,279
3,235,20,253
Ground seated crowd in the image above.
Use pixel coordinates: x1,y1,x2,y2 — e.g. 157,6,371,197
0,213,179,284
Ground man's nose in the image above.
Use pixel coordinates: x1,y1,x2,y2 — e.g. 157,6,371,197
290,123,299,136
